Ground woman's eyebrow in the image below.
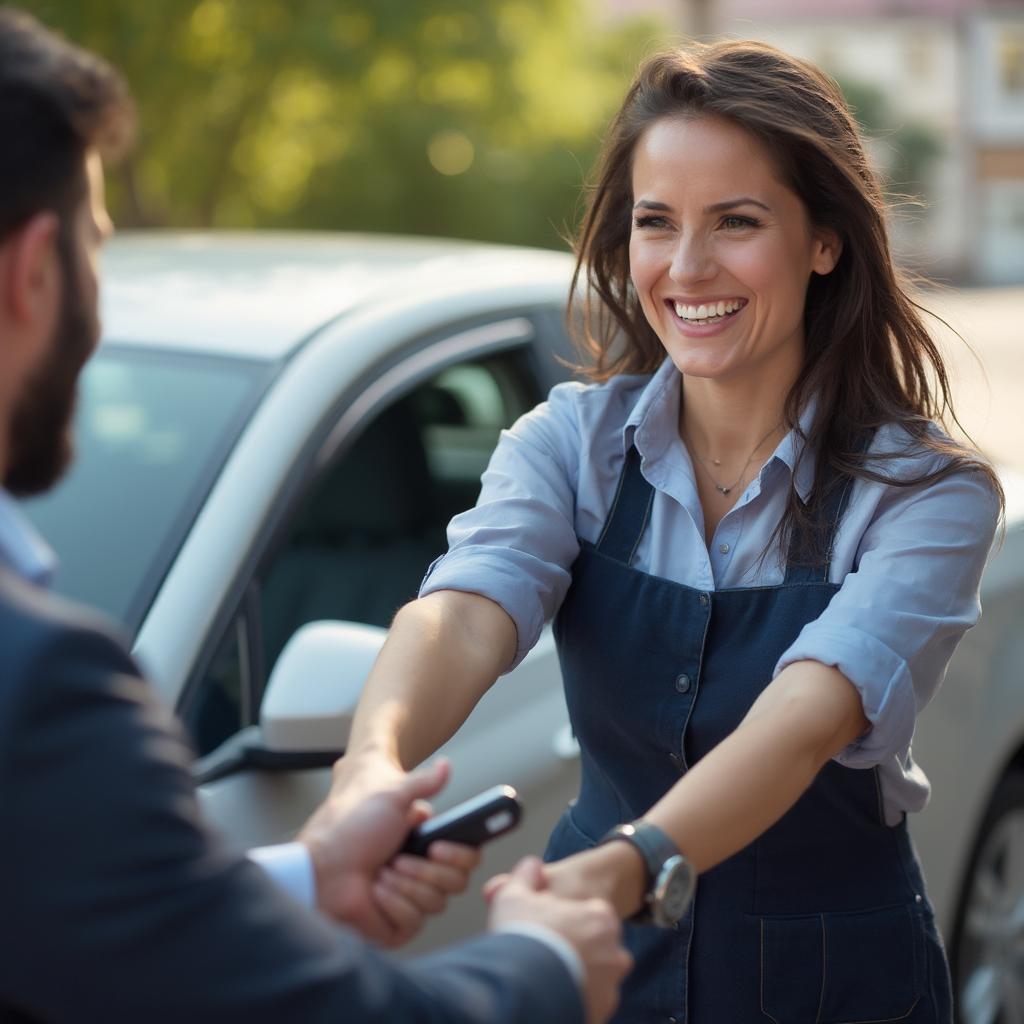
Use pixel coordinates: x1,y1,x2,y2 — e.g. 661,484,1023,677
632,196,773,214
703,197,771,213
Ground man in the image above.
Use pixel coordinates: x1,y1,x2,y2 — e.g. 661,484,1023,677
0,9,630,1022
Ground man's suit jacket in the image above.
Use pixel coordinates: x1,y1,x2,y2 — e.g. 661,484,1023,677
0,569,582,1023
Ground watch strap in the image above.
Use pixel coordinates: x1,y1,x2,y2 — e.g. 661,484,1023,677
598,820,685,925
599,820,681,887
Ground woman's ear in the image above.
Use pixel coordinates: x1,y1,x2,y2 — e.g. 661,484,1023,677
811,226,842,277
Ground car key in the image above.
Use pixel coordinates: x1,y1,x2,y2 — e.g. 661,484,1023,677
401,784,522,856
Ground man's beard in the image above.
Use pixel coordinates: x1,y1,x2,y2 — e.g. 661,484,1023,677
5,234,97,497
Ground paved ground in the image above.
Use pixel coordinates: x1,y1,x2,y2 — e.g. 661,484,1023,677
923,286,1024,475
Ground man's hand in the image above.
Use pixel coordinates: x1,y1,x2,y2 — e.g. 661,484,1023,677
488,857,632,1024
298,756,480,947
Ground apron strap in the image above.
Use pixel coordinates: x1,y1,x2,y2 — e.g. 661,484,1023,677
594,445,655,566
783,429,875,584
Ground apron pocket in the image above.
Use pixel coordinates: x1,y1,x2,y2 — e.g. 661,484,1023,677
760,904,923,1023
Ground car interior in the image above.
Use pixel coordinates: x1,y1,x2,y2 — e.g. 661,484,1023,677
183,350,540,757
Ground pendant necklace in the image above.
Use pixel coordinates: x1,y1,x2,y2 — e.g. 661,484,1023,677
688,422,783,496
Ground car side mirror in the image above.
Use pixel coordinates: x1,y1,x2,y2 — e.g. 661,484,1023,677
195,620,387,784
260,619,387,756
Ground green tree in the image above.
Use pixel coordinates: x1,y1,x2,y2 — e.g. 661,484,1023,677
24,0,661,248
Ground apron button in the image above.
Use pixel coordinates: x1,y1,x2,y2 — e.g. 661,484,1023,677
698,592,709,607
675,673,691,693
668,752,685,771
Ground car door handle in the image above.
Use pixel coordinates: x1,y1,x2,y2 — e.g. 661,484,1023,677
553,722,581,761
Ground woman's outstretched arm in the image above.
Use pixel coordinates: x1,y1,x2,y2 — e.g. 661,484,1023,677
325,589,516,939
344,589,517,772
541,661,868,915
537,462,1000,916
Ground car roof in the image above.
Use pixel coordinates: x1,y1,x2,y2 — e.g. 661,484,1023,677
100,232,573,361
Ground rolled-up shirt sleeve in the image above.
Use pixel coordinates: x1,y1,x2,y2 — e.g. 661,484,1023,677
420,383,585,671
774,464,1001,770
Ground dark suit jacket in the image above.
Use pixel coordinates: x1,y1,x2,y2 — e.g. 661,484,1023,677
0,569,582,1023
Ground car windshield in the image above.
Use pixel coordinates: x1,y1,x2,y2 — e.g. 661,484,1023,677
20,347,269,633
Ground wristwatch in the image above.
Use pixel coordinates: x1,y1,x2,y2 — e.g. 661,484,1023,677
599,821,696,928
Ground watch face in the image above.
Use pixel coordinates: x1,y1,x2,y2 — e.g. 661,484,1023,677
652,855,695,927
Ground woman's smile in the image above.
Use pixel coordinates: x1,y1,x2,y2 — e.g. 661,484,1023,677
664,297,748,336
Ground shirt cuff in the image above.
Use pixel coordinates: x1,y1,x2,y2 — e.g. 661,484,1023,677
247,842,316,908
494,922,584,989
419,548,558,672
774,623,916,769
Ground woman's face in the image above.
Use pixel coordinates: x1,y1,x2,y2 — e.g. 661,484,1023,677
628,115,840,386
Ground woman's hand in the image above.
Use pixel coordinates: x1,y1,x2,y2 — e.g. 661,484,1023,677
485,843,647,920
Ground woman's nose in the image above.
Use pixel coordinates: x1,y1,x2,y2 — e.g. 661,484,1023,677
669,234,716,284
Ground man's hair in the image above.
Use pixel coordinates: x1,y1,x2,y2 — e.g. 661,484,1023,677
0,6,134,238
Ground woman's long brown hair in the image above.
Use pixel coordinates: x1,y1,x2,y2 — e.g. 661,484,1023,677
569,40,1003,564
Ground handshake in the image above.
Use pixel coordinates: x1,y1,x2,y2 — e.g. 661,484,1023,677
298,757,633,1024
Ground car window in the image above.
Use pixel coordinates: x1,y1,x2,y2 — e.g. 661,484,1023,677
20,348,267,632
182,613,250,757
256,348,539,677
182,341,548,758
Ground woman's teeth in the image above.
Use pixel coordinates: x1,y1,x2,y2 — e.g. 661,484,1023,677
673,299,743,323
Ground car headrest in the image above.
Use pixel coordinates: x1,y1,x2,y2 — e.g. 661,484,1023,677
292,397,435,543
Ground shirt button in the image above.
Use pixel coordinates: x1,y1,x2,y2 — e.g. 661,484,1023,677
698,593,709,607
675,673,691,693
719,543,730,554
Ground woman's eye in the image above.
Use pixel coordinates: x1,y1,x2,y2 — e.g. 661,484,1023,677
722,215,760,230
633,215,669,230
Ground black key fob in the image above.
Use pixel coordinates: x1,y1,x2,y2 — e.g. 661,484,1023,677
400,784,522,856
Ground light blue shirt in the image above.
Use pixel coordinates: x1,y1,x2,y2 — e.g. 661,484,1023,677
0,489,56,587
421,356,1001,825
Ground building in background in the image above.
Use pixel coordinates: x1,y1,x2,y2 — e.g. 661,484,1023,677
969,10,1024,282
603,0,1024,284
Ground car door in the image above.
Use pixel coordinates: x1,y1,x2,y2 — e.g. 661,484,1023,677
183,311,581,950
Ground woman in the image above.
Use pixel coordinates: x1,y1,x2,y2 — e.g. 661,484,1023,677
339,41,1002,1022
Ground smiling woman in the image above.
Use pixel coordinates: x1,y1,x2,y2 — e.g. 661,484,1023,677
629,117,839,433
340,40,1003,1024
625,115,843,539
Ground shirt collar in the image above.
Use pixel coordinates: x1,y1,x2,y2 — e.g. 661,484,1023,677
622,356,819,502
770,394,819,503
622,356,685,461
0,488,57,588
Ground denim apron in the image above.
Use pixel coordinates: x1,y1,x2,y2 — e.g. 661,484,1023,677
545,445,953,1023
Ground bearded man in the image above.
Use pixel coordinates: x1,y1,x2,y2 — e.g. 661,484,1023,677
0,9,629,1022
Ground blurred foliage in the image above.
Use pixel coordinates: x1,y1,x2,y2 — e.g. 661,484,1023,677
20,3,944,245
23,0,662,248
836,76,944,197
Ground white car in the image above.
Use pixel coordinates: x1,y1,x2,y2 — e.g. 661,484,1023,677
23,233,1024,1013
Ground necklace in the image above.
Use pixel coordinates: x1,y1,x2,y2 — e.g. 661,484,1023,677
687,422,782,496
